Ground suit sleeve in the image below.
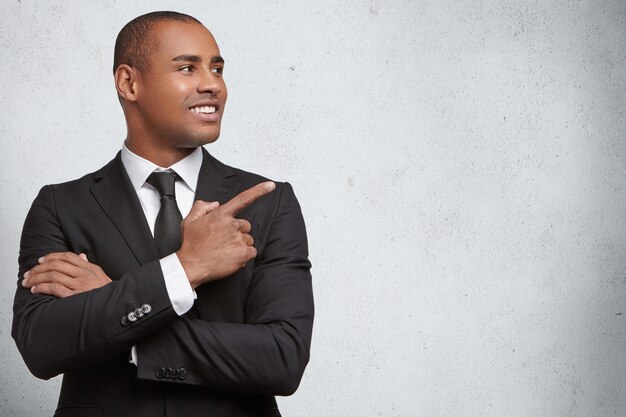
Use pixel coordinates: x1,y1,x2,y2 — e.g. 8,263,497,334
135,182,314,396
12,185,179,380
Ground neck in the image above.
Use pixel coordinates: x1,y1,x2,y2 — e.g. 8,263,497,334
125,139,196,168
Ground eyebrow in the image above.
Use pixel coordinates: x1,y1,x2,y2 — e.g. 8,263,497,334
172,54,225,64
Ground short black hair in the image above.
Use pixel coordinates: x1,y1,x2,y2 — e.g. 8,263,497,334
113,11,201,74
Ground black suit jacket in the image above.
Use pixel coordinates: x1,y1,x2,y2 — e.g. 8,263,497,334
12,149,314,417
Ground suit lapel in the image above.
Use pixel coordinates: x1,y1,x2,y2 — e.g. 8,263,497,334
195,147,241,204
90,152,159,265
88,148,239,266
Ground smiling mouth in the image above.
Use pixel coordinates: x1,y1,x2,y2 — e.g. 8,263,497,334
189,105,217,114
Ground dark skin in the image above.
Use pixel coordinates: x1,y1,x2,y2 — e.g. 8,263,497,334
22,20,274,296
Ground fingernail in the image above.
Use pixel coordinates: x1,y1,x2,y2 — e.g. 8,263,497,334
24,271,30,278
22,278,28,287
266,182,275,191
38,257,44,263
30,286,37,293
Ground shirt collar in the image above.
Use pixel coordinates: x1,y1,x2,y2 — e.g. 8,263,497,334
121,144,203,193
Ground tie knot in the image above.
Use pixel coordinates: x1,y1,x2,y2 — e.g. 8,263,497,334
146,171,178,198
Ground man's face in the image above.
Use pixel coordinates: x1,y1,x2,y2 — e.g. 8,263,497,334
133,21,227,148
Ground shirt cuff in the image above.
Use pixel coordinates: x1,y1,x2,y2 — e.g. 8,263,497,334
130,346,138,365
160,253,196,315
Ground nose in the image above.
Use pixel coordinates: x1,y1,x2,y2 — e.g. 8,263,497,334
197,68,223,95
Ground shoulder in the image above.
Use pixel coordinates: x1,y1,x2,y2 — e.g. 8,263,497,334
203,149,291,191
202,148,297,195
201,148,270,182
34,154,120,201
202,149,302,216
46,154,118,188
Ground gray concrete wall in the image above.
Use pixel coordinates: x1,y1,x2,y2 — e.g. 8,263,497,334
1,1,626,416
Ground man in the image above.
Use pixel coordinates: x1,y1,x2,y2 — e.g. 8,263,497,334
12,11,313,417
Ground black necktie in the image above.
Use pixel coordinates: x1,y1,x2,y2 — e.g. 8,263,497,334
146,171,183,257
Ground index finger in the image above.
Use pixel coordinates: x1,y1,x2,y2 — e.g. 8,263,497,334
38,252,89,268
220,181,275,216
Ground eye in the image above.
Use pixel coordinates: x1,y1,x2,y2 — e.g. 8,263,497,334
211,66,223,75
179,65,194,73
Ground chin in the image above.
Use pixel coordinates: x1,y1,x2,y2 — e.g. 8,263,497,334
202,135,220,144
182,130,221,147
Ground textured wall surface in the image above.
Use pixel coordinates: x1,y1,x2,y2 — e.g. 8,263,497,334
1,1,626,416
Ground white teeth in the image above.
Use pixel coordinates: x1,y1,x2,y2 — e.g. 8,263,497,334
190,106,216,114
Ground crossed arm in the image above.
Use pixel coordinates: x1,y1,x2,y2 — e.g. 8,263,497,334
22,181,275,297
13,181,313,395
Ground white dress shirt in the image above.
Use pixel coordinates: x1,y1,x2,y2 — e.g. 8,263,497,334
121,144,202,364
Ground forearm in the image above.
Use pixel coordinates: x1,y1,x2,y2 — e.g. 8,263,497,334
136,311,313,395
12,260,178,379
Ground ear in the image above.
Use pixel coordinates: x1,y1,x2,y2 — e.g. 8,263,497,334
114,64,139,102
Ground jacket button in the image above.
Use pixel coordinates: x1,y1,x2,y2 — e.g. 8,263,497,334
141,304,152,314
178,368,187,380
120,316,129,326
164,367,173,378
134,308,144,318
155,368,165,378
127,311,137,322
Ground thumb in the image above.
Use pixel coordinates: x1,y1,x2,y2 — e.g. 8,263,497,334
186,200,220,222
79,253,88,261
